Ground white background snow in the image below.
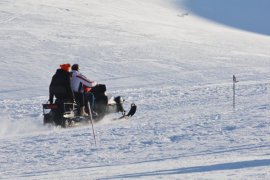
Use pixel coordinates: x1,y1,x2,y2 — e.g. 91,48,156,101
1,0,270,179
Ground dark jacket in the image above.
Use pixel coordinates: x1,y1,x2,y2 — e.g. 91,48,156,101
49,69,74,104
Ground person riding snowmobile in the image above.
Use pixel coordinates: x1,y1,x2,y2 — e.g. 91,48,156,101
49,64,74,104
70,64,97,116
43,64,136,127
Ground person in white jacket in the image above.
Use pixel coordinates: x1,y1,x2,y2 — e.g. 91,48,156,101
71,64,97,116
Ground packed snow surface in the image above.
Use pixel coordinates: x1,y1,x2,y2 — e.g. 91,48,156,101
1,0,270,179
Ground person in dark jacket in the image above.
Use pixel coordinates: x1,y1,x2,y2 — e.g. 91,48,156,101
49,64,74,104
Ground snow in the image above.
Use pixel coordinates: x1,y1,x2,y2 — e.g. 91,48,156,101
1,0,270,179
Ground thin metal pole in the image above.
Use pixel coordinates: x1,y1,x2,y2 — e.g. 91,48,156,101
233,80,235,110
233,75,238,111
88,102,96,146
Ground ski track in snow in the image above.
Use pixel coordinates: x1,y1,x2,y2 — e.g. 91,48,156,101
1,82,270,179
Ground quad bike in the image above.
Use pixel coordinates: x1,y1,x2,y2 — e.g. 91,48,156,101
42,84,136,127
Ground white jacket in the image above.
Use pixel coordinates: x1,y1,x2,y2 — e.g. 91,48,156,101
71,70,97,93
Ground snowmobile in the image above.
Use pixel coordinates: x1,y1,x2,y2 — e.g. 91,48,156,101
42,84,136,127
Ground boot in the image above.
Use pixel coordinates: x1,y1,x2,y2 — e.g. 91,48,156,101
80,106,88,116
91,110,98,118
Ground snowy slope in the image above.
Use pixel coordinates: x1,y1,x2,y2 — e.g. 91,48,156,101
179,0,270,36
1,0,270,179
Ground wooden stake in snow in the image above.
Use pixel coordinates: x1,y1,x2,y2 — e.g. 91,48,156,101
233,75,238,110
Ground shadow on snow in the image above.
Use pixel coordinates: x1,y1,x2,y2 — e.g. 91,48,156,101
174,0,270,36
103,159,270,179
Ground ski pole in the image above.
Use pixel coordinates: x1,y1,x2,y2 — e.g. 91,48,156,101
88,102,97,146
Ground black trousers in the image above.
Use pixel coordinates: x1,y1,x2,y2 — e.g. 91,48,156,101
74,92,84,107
